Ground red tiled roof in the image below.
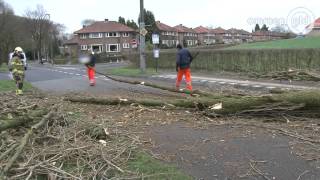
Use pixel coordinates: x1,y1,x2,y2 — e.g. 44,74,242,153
156,21,176,32
63,36,79,45
173,24,196,33
74,21,135,34
228,28,250,35
307,17,320,28
194,26,209,34
211,27,229,34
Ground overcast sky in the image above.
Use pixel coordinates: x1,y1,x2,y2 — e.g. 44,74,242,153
7,0,320,34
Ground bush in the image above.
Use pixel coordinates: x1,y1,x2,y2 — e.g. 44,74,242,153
129,48,320,73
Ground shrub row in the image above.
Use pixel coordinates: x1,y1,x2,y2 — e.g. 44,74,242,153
129,49,320,73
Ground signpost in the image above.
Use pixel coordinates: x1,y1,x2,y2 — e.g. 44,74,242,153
152,33,159,44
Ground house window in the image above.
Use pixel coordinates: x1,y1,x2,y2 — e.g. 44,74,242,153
106,32,120,37
106,44,120,52
123,43,130,48
89,33,103,38
187,40,193,46
80,34,87,39
162,40,169,45
90,44,103,53
123,32,129,37
80,45,87,50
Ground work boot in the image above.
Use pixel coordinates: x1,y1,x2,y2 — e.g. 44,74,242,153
16,89,23,95
89,80,95,86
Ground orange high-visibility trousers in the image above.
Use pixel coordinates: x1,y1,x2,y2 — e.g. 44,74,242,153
87,67,96,85
176,68,192,91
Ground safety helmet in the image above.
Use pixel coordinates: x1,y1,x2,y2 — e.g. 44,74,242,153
14,47,23,53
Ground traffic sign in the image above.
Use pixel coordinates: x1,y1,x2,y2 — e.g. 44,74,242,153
152,33,159,44
140,28,148,36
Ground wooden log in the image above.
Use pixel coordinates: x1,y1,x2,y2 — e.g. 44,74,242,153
0,110,48,133
95,71,211,97
65,91,320,117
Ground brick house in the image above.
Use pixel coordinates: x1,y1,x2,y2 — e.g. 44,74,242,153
307,18,320,37
155,21,178,48
211,27,232,44
228,28,252,43
173,24,198,47
63,35,79,57
70,19,137,54
252,31,287,41
194,26,216,45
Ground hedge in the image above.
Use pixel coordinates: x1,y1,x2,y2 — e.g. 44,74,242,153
129,48,320,73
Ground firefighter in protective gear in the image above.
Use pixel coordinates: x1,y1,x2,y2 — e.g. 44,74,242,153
85,49,96,86
8,47,26,95
176,44,193,94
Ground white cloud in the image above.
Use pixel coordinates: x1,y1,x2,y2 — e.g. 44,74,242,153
7,0,320,33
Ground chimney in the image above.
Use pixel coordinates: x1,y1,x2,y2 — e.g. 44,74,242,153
104,19,109,22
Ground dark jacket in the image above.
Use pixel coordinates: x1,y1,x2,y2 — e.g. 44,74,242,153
176,48,193,69
12,52,25,59
85,54,96,68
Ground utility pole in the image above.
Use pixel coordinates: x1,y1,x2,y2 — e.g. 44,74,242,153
139,0,146,72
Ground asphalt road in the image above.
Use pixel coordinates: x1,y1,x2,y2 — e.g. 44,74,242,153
0,63,177,97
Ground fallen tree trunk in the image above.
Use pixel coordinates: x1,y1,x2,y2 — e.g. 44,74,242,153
65,90,320,117
95,71,210,97
0,110,48,133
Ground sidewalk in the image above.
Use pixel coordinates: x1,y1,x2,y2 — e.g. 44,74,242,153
151,74,320,91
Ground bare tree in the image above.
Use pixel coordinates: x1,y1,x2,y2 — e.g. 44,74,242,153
25,5,51,63
0,0,15,64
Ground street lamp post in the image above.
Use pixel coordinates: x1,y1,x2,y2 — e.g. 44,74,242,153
45,13,54,65
38,13,50,64
139,0,146,73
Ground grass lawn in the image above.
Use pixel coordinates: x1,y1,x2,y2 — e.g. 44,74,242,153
0,80,33,92
0,63,8,72
228,36,320,49
127,151,191,180
107,67,159,77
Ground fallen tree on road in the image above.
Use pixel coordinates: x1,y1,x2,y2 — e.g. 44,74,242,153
64,90,320,118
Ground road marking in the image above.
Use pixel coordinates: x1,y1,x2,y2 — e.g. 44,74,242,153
218,82,226,84
252,85,262,88
75,74,81,76
63,72,68,74
229,82,237,85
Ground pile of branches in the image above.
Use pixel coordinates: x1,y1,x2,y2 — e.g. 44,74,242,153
249,69,320,81
0,92,140,179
